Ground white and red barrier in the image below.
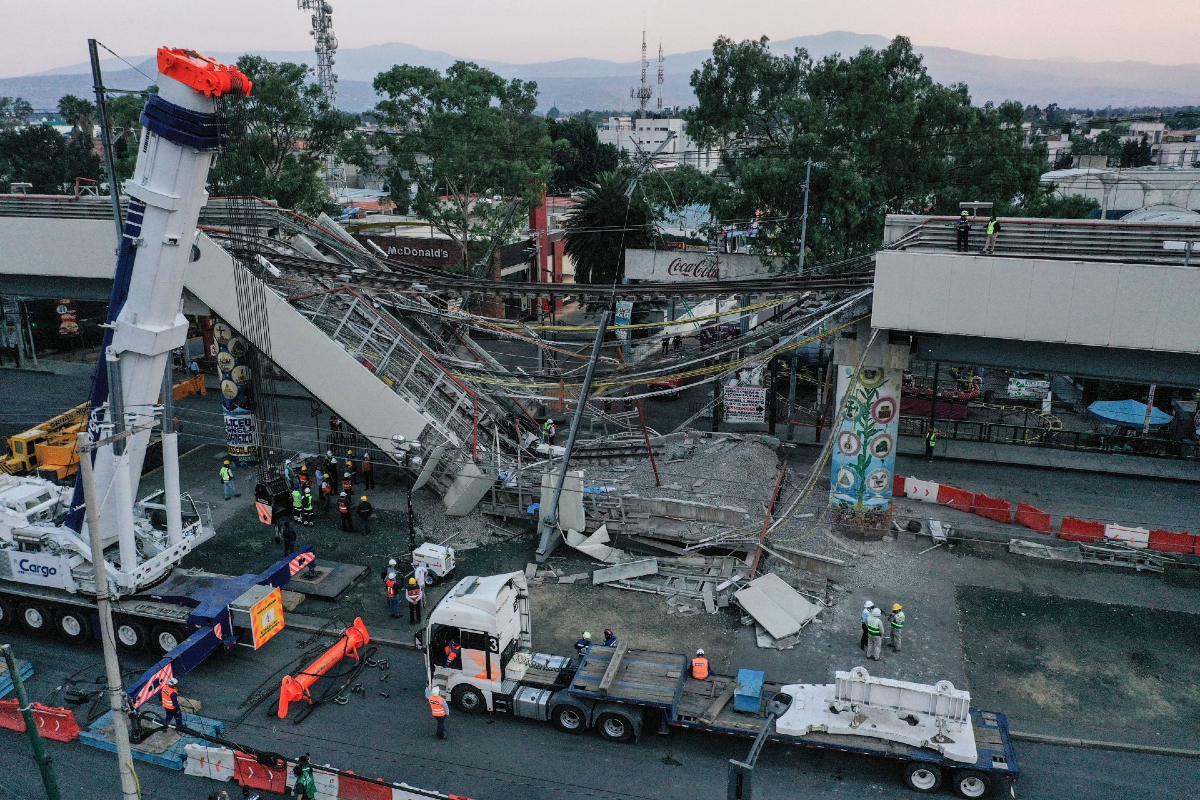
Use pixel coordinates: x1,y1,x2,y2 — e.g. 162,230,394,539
184,743,237,781
226,749,479,800
1104,524,1149,549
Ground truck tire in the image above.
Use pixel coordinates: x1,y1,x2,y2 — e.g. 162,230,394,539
151,624,185,657
952,769,992,798
451,684,487,714
115,620,147,653
0,597,14,630
902,762,943,793
18,602,51,635
551,704,588,734
595,711,635,743
56,609,91,644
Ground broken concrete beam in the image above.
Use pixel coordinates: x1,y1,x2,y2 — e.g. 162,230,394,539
524,563,538,579
593,558,659,585
772,544,848,580
703,584,716,614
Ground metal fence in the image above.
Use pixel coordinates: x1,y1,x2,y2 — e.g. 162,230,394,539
898,415,1200,461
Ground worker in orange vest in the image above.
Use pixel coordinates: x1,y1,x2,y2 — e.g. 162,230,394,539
444,639,461,669
406,577,424,624
385,571,400,618
338,492,353,532
362,451,374,490
161,677,185,731
691,649,709,680
425,685,449,739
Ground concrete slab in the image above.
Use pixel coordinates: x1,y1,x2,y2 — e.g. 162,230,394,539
593,558,659,585
748,572,819,628
287,560,366,600
734,584,800,639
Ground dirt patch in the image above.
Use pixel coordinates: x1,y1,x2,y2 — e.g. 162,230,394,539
957,585,1200,749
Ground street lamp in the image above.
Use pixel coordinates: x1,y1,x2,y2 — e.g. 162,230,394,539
391,435,424,553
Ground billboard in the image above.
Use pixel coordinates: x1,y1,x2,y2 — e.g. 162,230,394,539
723,385,768,423
354,234,463,268
214,320,259,462
624,249,781,282
829,366,901,512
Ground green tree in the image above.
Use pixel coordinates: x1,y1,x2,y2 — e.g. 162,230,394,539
687,36,1048,264
1069,130,1121,166
563,170,656,285
209,56,357,216
0,97,33,131
367,61,556,271
0,124,99,192
106,93,148,182
57,95,96,144
546,116,619,194
1119,135,1153,167
1015,190,1099,219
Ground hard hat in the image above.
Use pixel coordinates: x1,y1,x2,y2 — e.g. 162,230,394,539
224,460,230,465
167,677,178,686
387,572,396,580
696,648,704,656
960,210,969,216
864,600,874,609
339,491,347,497
326,450,332,456
388,558,397,566
300,465,307,471
892,603,903,611
361,495,368,501
430,686,440,696
870,607,882,616
304,486,312,493
409,577,417,585
347,450,353,456
582,631,591,639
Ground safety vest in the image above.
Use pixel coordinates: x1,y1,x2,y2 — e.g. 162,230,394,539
866,617,882,636
406,586,422,603
161,686,178,710
298,472,309,487
445,643,461,662
362,459,373,472
987,220,998,235
428,695,448,717
927,430,938,446
543,422,555,437
890,611,906,630
301,494,313,512
691,657,709,680
338,498,349,514
219,466,232,482
292,490,303,510
342,477,352,493
386,578,396,598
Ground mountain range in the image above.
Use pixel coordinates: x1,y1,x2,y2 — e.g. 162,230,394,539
4,32,1197,115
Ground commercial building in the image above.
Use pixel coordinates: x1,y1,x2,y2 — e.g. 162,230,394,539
597,116,720,173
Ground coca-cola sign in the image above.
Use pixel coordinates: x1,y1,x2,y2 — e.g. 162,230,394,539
666,256,719,280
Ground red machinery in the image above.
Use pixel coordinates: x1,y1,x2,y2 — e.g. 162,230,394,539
277,618,371,718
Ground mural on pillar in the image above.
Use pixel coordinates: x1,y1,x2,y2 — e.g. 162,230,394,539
214,320,259,463
829,365,900,516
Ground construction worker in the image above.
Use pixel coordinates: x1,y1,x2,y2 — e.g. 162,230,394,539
329,413,342,433
983,214,1002,254
161,677,184,731
219,460,239,501
386,571,400,618
381,557,398,582
542,419,557,445
603,628,617,647
866,607,884,661
954,210,971,252
425,685,448,740
414,559,429,589
297,465,310,490
338,492,353,532
324,450,338,481
301,487,315,528
691,649,710,680
357,495,373,535
924,426,938,462
575,631,592,657
362,451,374,490
661,337,670,356
889,603,906,652
444,639,461,669
860,600,874,650
319,474,332,512
281,520,297,558
406,577,424,624
293,755,317,800
672,335,682,353
291,484,303,521
341,471,353,496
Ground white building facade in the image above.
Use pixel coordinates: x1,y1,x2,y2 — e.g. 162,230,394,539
597,116,721,173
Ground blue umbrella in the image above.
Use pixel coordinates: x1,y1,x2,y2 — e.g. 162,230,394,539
1086,399,1173,429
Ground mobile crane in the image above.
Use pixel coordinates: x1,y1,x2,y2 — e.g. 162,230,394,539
0,50,314,704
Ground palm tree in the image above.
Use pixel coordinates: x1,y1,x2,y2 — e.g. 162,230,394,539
57,95,96,144
563,171,656,285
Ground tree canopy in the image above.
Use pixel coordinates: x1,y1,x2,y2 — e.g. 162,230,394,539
365,61,556,271
546,116,619,194
686,36,1049,264
0,124,99,193
209,56,357,216
564,170,657,285
0,97,33,131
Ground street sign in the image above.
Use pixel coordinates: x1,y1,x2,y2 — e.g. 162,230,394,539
723,385,768,423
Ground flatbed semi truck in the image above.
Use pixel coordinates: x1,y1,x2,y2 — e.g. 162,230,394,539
421,571,1018,797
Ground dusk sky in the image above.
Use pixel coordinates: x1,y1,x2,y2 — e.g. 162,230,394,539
2,0,1197,78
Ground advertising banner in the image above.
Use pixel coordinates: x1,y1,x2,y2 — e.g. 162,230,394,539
623,249,781,282
723,385,768,423
3,551,77,591
614,300,634,343
829,366,901,512
56,299,80,338
214,320,259,462
1007,377,1050,398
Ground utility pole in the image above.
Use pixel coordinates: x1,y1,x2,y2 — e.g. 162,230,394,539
1,644,62,800
798,159,814,272
89,39,123,243
535,312,610,562
783,349,798,443
78,431,141,800
1143,383,1157,434
925,363,940,461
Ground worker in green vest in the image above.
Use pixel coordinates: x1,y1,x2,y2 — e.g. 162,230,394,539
301,486,315,528
865,607,883,661
888,603,906,652
924,427,937,461
219,460,239,501
291,485,303,521
983,215,1002,254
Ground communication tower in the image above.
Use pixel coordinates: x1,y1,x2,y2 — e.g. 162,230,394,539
297,1,344,191
630,29,653,118
657,41,664,112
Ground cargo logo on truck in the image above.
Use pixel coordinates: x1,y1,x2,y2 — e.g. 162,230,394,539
17,559,58,578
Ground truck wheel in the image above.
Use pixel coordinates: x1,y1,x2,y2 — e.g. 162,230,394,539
451,684,486,714
18,603,50,635
151,624,185,656
551,704,588,734
902,762,943,792
56,609,91,643
115,620,146,653
952,770,992,798
595,712,635,743
0,597,14,630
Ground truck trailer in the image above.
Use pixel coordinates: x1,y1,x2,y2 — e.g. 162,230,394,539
420,571,1018,797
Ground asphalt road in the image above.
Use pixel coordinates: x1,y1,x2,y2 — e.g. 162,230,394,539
1,627,1197,800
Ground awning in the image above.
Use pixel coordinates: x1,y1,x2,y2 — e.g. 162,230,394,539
1086,399,1173,429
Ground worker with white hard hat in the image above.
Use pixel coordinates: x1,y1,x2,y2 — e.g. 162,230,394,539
860,600,875,651
691,648,709,680
425,684,449,739
161,676,185,731
866,607,884,661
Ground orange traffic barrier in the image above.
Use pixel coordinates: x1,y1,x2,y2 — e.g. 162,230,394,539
277,617,370,718
0,700,81,742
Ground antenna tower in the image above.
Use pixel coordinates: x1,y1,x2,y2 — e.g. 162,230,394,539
297,1,344,191
657,41,664,112
630,28,653,117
